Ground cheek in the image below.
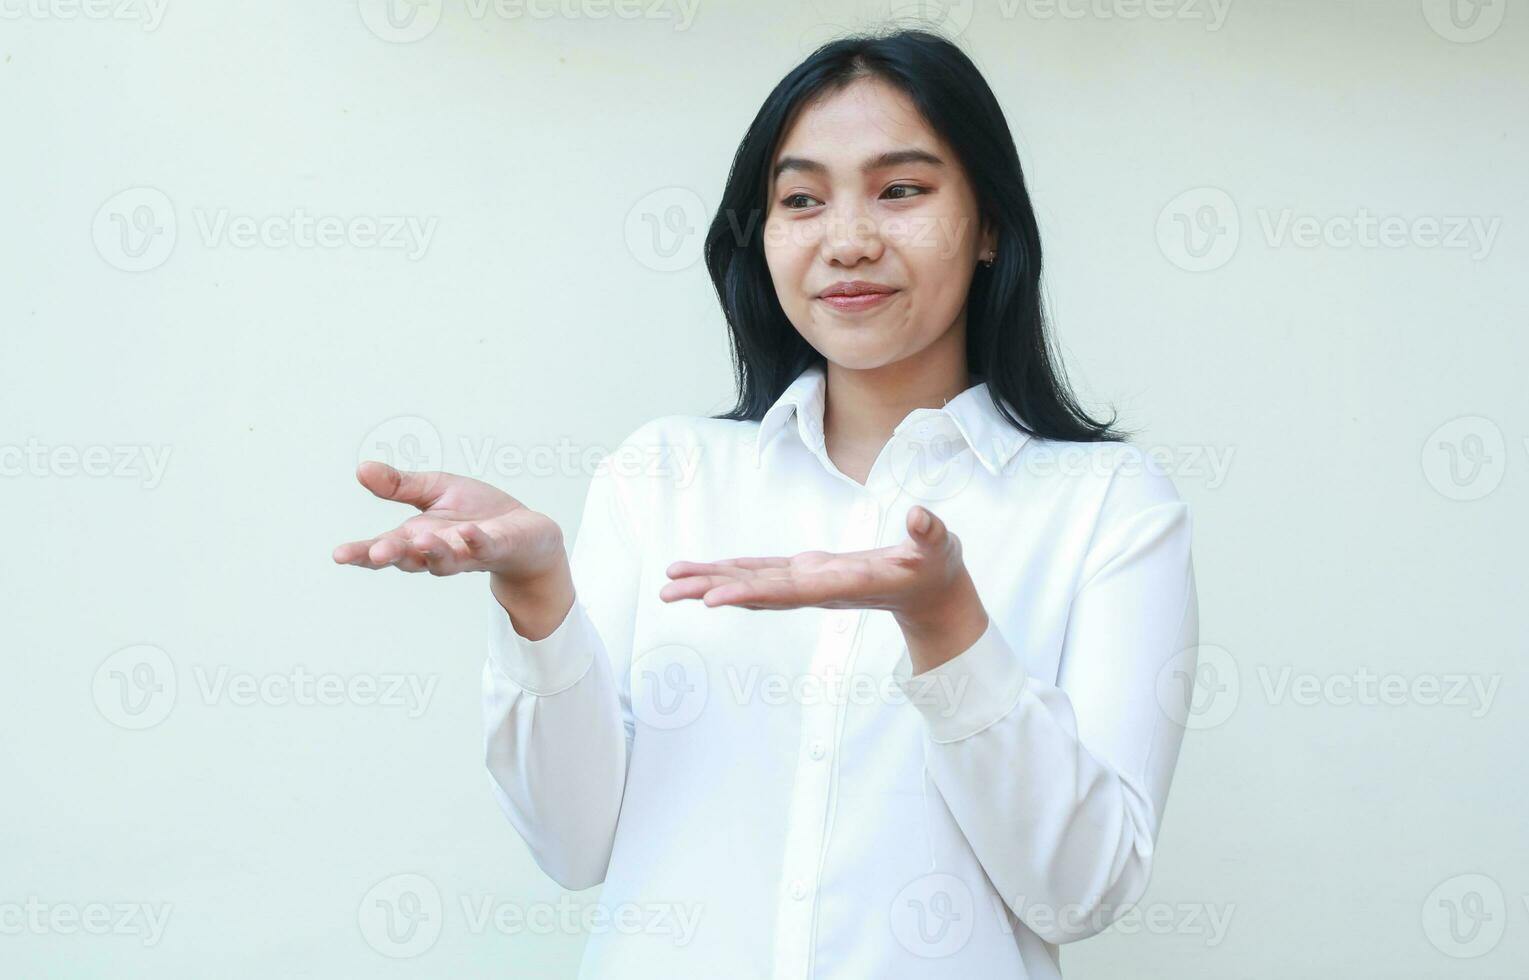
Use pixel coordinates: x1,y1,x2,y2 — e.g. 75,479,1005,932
898,250,972,326
762,222,788,273
763,228,813,293
884,208,973,264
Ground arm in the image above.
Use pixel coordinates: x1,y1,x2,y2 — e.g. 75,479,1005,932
892,465,1199,944
481,439,645,890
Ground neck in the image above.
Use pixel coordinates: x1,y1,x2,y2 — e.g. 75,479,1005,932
820,327,973,480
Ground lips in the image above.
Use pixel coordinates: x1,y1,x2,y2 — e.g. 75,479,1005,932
818,289,898,313
819,281,895,298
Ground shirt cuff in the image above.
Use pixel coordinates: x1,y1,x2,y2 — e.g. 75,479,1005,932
486,592,598,696
891,615,1030,743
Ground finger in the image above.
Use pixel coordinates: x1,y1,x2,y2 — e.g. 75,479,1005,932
906,505,948,549
659,575,738,602
368,536,426,572
460,521,517,569
412,530,468,576
336,536,411,570
665,556,787,578
394,546,430,573
703,576,809,609
457,522,493,560
356,461,448,511
333,539,380,566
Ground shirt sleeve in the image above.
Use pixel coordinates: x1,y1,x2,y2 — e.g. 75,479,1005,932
480,426,648,891
891,459,1199,945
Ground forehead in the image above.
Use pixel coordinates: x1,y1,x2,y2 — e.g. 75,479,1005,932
772,77,941,165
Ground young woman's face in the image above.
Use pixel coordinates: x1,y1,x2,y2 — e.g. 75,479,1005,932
763,76,995,371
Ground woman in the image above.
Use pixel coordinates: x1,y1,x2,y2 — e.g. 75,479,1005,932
334,28,1199,979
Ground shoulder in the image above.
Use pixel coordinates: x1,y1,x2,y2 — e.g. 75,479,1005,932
1014,437,1189,520
1098,442,1188,515
604,414,752,460
596,414,753,490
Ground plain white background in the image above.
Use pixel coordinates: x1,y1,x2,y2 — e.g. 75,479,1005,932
2,0,1524,976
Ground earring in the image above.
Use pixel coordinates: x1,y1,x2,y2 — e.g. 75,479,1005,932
980,250,996,268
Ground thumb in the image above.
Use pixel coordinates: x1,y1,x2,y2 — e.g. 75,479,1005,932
356,460,446,510
906,504,945,544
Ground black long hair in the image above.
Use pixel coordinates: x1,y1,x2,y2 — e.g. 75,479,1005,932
704,27,1129,445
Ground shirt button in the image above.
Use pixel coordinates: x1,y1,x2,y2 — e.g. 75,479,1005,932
808,739,826,760
789,879,808,900
833,614,851,633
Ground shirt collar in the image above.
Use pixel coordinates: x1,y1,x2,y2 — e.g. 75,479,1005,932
753,362,1031,476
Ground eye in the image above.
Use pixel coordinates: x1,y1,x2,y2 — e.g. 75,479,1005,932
780,193,822,210
883,184,927,201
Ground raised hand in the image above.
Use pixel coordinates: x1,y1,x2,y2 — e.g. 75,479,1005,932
659,504,958,614
660,504,989,672
332,462,565,582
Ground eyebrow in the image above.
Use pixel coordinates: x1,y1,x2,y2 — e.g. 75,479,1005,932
772,148,945,183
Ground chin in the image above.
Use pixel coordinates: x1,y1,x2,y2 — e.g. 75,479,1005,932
811,337,903,372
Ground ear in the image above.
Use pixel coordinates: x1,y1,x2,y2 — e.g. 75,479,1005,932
977,213,997,260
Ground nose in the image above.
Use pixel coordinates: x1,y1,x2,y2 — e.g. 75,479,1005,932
818,200,885,267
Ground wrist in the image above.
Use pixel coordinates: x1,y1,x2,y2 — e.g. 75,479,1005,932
894,565,979,633
894,571,989,675
490,562,575,642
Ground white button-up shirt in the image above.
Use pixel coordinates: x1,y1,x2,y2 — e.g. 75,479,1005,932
482,361,1199,979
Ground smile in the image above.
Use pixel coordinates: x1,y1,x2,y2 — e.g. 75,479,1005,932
818,290,898,313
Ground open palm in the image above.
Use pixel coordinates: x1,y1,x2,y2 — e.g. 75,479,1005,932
331,462,564,579
659,505,966,618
